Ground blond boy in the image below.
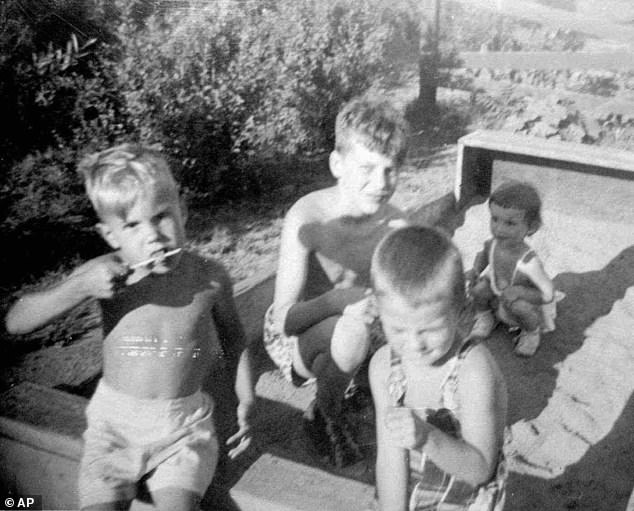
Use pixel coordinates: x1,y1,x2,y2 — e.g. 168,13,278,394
5,145,255,511
263,96,409,467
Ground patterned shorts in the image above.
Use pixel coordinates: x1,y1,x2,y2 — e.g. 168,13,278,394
263,304,298,383
263,303,386,384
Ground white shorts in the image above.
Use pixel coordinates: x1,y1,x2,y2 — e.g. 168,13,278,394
79,380,218,507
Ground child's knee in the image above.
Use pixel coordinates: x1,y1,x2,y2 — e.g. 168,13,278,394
330,315,370,373
472,279,493,303
506,298,540,325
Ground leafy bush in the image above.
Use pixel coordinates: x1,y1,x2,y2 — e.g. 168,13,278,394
1,0,423,289
0,146,106,287
0,1,133,288
116,0,419,202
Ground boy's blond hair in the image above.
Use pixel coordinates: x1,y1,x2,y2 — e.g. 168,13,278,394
371,225,465,311
334,96,409,165
77,144,179,220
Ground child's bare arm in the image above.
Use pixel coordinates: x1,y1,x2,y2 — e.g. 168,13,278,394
426,345,506,486
274,203,367,336
212,264,255,458
5,254,129,335
370,348,409,511
466,240,491,288
472,239,491,274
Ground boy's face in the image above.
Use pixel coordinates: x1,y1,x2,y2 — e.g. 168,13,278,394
330,138,398,216
98,190,186,274
375,278,458,366
489,202,532,247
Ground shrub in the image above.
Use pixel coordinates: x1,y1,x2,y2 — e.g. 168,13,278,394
115,0,420,202
1,0,423,287
0,4,134,287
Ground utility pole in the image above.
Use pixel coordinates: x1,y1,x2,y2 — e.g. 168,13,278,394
418,0,441,114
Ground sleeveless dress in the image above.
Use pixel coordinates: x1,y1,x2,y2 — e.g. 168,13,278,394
387,340,508,511
479,239,561,332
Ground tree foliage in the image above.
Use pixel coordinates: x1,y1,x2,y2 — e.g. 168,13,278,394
0,0,421,286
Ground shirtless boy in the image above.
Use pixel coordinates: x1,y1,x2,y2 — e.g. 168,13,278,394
263,96,409,467
5,144,255,510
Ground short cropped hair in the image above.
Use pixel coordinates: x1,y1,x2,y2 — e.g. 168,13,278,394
334,96,409,165
371,225,465,311
489,180,542,229
77,144,179,220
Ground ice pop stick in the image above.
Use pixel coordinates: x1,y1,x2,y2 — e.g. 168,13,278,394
130,248,182,270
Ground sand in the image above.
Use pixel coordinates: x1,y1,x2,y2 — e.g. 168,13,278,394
452,160,634,510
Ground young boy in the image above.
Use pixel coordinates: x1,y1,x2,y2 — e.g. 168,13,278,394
370,226,508,510
263,96,409,467
4,144,255,511
467,181,557,357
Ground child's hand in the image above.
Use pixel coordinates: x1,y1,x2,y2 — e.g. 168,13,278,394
341,290,376,324
385,406,432,450
75,254,131,299
226,400,253,459
501,285,524,305
464,269,477,295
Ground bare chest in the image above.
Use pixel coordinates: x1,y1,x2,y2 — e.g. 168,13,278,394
102,274,221,350
492,248,522,290
310,220,394,287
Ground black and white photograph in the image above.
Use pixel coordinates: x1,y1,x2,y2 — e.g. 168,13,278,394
1,1,633,510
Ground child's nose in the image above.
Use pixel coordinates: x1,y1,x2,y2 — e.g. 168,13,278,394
492,222,505,237
369,167,385,188
407,332,426,350
144,222,165,242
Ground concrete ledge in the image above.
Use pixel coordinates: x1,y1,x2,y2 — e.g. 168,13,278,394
0,382,85,510
230,453,375,511
455,129,634,206
234,267,276,347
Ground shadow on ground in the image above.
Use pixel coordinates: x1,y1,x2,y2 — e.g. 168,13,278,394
505,390,634,511
483,245,634,511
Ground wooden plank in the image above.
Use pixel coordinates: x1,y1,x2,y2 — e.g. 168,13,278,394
230,453,376,511
627,487,634,511
454,129,634,204
458,51,634,71
0,382,87,458
459,130,634,174
451,0,634,47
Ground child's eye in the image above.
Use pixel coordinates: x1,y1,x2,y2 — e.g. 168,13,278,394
124,221,139,229
154,210,173,223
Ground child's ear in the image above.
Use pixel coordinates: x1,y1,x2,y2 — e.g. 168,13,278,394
96,222,120,250
527,220,540,236
329,150,343,179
